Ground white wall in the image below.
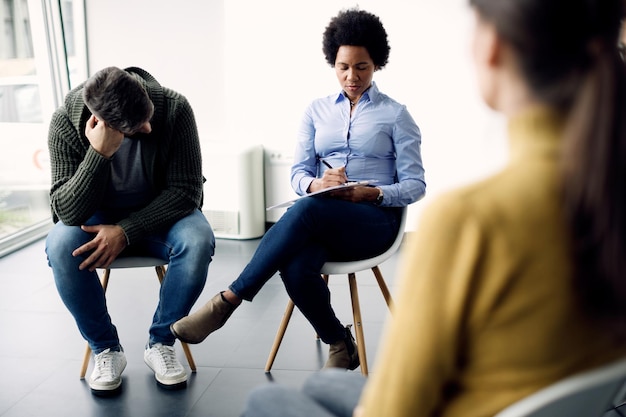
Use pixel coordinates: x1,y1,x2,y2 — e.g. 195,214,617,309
85,0,225,143
84,0,509,231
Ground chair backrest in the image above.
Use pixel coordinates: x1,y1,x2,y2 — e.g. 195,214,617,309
104,256,168,269
495,357,626,417
321,206,408,275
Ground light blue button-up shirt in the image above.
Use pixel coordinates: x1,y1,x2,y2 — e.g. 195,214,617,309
291,82,426,207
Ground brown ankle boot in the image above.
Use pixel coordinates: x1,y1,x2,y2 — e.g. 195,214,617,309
170,292,237,344
324,325,360,370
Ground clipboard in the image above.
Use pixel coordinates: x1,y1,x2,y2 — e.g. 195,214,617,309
266,180,376,210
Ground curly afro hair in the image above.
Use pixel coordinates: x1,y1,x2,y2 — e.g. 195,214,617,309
322,8,390,68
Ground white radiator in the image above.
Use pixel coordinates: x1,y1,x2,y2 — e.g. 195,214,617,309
264,148,298,223
202,142,265,239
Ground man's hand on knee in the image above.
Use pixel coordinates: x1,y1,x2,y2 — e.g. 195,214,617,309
73,224,127,271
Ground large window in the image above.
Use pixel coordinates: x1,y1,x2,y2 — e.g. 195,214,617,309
0,0,86,257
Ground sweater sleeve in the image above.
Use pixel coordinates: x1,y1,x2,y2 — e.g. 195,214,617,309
48,108,113,225
358,193,485,417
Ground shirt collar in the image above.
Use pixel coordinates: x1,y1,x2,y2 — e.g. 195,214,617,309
335,81,380,105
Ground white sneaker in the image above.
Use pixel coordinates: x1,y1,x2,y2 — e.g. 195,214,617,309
144,343,188,388
89,348,127,395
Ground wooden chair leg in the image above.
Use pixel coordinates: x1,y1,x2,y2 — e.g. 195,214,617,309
265,299,296,372
102,270,111,290
348,273,368,376
80,345,92,379
155,265,165,283
80,268,112,378
181,342,197,372
371,266,394,311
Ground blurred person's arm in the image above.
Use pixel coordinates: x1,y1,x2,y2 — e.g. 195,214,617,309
357,194,482,416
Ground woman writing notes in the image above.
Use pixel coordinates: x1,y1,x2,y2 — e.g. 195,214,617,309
171,8,425,369
242,0,626,416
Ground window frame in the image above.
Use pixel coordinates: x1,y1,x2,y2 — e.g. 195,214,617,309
0,0,87,257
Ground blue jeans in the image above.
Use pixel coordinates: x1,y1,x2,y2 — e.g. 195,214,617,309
46,209,215,353
229,197,401,344
242,369,366,417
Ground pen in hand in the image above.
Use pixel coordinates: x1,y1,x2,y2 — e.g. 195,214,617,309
321,159,350,183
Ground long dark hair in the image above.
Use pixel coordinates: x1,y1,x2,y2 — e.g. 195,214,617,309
470,0,626,330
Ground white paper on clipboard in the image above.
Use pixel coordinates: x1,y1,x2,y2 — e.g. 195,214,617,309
266,180,376,210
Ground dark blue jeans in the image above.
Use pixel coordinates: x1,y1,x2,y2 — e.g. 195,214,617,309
229,197,401,344
46,209,215,353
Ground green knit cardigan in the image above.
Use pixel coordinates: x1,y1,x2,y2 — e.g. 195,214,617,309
47,67,204,245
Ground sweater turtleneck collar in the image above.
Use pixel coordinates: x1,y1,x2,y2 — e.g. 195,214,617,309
507,106,565,163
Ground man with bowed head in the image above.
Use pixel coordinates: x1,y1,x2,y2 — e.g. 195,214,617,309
46,66,215,395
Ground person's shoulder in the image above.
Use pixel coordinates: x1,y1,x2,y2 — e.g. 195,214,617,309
60,83,85,111
371,89,395,103
50,106,69,122
154,85,194,118
420,187,476,227
48,105,80,140
311,91,341,105
125,67,190,107
367,83,401,105
369,89,411,120
49,85,85,130
420,170,514,226
423,161,552,241
162,86,188,103
305,92,342,114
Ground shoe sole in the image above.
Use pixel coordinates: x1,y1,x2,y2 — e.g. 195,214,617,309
88,371,124,396
156,379,188,390
90,384,123,397
144,356,189,389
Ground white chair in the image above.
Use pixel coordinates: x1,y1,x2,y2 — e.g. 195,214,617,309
264,207,407,376
495,357,626,417
79,256,197,379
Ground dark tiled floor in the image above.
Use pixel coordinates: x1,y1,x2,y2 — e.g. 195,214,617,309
0,234,402,417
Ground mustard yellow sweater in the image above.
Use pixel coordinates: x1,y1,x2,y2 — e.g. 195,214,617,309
358,107,626,417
